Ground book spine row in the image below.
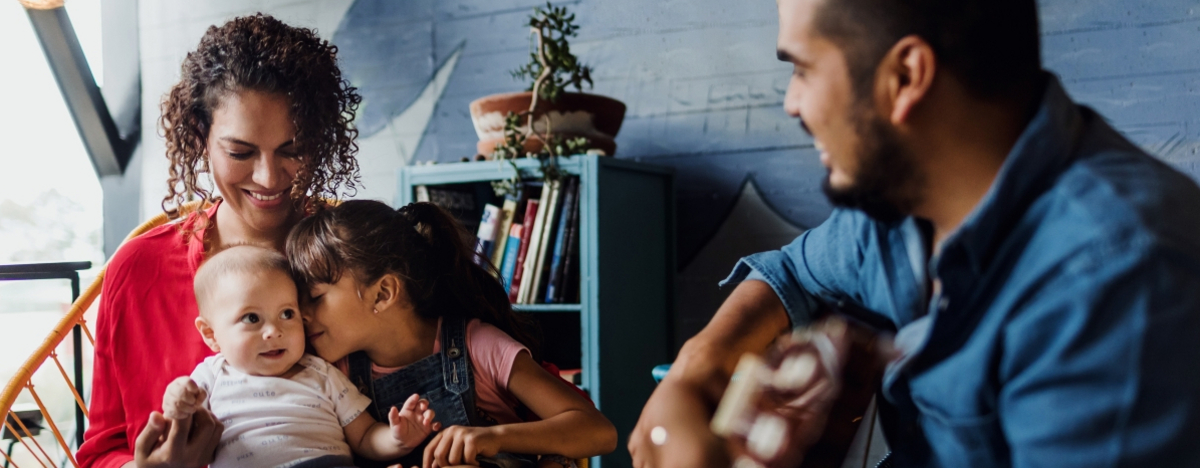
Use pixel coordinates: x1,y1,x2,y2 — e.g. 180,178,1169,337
509,197,540,302
427,176,581,305
489,198,519,276
486,177,581,305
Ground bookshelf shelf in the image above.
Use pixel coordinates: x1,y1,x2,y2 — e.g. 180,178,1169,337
513,303,582,313
398,154,674,468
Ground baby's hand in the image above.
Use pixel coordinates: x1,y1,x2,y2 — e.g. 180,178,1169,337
162,376,207,420
389,393,440,450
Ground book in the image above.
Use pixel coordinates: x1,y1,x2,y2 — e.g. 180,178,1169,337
519,179,559,304
473,204,502,266
499,224,524,292
528,179,565,303
545,177,579,303
508,181,540,230
489,198,519,275
510,196,543,302
560,200,582,303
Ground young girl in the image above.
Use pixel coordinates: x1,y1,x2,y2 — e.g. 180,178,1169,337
286,200,617,468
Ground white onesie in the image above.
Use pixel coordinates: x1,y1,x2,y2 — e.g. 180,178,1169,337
190,354,372,468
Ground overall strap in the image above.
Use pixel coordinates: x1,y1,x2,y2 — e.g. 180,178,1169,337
440,317,472,395
348,351,376,403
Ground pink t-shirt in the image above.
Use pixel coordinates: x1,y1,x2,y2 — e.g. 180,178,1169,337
337,318,528,425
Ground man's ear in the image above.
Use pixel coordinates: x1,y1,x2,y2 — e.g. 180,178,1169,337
877,35,937,125
195,317,220,352
372,273,407,313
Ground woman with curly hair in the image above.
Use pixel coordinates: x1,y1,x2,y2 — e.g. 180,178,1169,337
76,14,362,468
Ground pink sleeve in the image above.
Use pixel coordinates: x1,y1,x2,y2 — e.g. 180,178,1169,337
465,320,528,424
466,320,528,392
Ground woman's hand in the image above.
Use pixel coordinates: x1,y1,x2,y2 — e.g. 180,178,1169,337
422,425,500,468
133,409,223,468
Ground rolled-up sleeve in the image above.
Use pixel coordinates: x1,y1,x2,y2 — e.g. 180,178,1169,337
721,209,873,328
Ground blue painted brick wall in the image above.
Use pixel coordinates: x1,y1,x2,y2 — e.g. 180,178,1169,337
332,0,1200,345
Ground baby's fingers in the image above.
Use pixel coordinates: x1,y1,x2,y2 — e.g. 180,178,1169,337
182,379,206,400
164,400,199,420
166,377,203,404
421,409,437,430
400,393,421,413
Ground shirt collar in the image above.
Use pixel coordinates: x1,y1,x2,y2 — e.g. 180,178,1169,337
942,73,1087,273
186,199,223,272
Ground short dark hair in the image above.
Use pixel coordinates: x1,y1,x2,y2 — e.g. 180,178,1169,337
194,244,291,316
814,0,1041,100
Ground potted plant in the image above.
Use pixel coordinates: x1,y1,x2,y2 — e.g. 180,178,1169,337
469,2,626,178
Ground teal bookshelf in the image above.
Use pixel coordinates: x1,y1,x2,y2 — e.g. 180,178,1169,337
397,154,674,468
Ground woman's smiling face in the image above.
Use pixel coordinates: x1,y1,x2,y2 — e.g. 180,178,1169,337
206,89,303,237
301,273,376,363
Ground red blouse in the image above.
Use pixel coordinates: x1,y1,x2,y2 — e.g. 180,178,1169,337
76,204,218,468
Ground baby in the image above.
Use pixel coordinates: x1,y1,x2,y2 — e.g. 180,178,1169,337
160,245,438,468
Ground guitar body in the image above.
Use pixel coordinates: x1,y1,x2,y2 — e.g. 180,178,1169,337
797,313,888,468
712,301,893,468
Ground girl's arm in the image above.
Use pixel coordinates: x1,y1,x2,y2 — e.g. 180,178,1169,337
344,394,439,460
423,351,617,467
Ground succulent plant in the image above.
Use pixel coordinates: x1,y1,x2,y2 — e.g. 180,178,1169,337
491,2,595,196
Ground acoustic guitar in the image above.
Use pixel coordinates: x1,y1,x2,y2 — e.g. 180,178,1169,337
711,300,894,468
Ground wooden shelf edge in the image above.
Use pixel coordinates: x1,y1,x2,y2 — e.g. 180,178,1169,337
512,303,583,313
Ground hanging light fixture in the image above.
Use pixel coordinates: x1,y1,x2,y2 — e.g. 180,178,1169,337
18,0,64,9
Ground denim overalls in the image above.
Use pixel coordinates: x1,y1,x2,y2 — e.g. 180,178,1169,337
347,318,535,468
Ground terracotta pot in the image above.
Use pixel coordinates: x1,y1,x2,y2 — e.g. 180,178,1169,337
468,91,627,157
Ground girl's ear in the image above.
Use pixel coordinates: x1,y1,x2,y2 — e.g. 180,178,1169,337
195,317,221,352
373,273,407,313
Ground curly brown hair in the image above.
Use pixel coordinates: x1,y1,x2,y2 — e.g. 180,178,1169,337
159,13,361,232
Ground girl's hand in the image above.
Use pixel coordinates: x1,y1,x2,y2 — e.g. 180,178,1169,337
161,377,207,420
422,425,500,468
390,394,441,450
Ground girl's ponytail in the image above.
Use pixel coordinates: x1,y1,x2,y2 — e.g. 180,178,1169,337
398,202,541,360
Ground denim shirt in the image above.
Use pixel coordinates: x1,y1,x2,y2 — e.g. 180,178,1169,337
724,75,1200,467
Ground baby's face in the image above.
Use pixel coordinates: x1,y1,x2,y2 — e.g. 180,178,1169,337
200,269,305,376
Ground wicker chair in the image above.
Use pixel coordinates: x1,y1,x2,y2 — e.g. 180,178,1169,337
0,202,202,468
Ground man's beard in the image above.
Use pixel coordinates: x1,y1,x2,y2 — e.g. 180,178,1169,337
821,109,922,224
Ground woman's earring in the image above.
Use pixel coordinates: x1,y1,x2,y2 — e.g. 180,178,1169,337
202,158,217,199
372,307,379,314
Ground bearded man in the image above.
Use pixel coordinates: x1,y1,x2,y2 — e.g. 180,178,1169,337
628,0,1200,467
